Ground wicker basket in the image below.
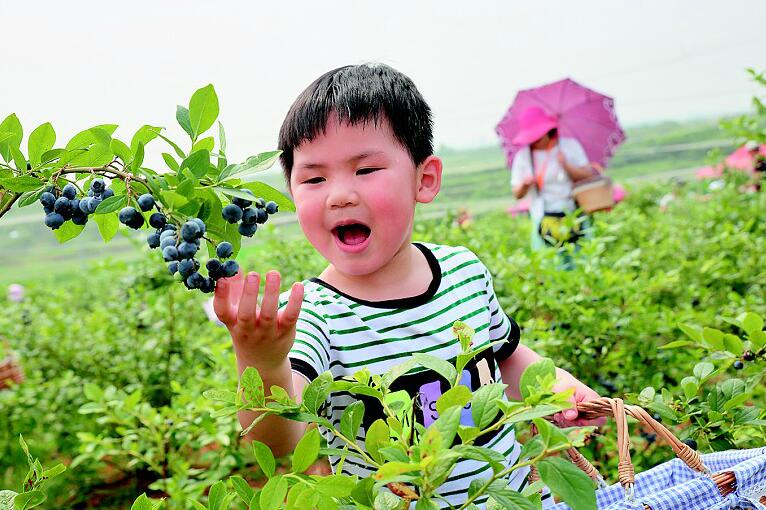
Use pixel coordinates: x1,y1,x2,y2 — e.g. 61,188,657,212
573,175,614,213
0,355,24,390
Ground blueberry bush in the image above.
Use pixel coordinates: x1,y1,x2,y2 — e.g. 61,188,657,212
1,79,765,508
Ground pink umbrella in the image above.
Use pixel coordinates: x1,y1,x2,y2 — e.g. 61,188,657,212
496,78,626,168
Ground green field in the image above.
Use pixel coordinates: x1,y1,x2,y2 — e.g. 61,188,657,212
0,117,736,286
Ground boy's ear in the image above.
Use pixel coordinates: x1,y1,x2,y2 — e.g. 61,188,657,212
415,155,442,204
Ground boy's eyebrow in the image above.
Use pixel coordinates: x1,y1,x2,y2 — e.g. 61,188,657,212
294,151,385,170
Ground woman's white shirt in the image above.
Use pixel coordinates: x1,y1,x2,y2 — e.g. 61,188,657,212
510,137,589,220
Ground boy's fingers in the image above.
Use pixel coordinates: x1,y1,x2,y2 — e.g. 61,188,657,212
228,269,245,306
236,272,261,324
258,271,281,330
213,278,235,325
279,282,304,329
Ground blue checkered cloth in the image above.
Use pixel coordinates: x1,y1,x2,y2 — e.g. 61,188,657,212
548,447,766,510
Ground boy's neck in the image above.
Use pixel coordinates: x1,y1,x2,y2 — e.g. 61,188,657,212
318,242,433,302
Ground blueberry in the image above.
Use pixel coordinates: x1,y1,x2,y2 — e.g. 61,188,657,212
206,258,223,275
160,236,176,250
733,360,744,370
186,272,205,289
682,438,697,450
743,350,755,361
26,162,31,170
241,207,258,225
232,190,254,208
178,259,195,278
162,246,179,261
222,204,243,223
43,204,54,214
177,241,198,259
71,210,88,225
87,189,94,197
62,183,77,200
54,197,71,214
147,232,161,249
137,193,155,212
167,261,179,275
119,206,139,225
222,260,239,277
181,221,200,242
254,208,268,224
102,188,114,199
238,222,257,237
265,201,278,214
159,229,176,241
89,197,101,213
216,242,233,259
91,179,105,193
127,214,145,229
189,218,206,237
79,198,92,214
71,199,80,213
199,277,216,293
162,224,177,232
254,198,266,209
40,192,56,208
44,212,65,229
149,212,167,229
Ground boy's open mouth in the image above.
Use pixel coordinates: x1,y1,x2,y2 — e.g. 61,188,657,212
332,223,371,246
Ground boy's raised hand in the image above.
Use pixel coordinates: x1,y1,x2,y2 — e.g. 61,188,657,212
213,270,304,373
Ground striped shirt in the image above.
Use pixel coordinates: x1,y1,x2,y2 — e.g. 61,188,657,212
280,243,532,508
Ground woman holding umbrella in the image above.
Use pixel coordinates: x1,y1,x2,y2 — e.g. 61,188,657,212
497,78,626,253
510,106,594,250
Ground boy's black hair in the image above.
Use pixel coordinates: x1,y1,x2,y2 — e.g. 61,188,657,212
278,63,433,180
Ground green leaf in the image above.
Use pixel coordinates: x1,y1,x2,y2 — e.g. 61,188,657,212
302,371,333,414
722,334,744,354
94,213,119,243
192,136,215,153
660,340,695,350
18,189,44,208
202,389,237,404
292,427,320,473
314,475,356,498
435,385,472,416
53,221,85,244
176,106,194,139
189,84,219,139
537,457,596,510
485,485,537,510
373,492,403,510
0,491,17,510
741,312,764,335
41,463,66,479
207,481,226,510
180,149,211,179
95,194,127,214
259,475,288,510
0,176,43,192
519,358,556,399
412,353,457,386
679,324,703,343
110,139,132,164
238,181,296,213
152,129,186,159
681,376,699,400
252,440,276,477
230,476,255,505
241,367,265,407
471,383,507,429
365,419,390,463
432,406,462,447
27,122,56,166
351,478,375,507
11,491,45,510
131,141,145,171
219,151,281,182
162,153,179,172
340,401,365,441
0,114,23,163
693,362,715,381
130,125,162,154
702,327,725,351
65,124,117,150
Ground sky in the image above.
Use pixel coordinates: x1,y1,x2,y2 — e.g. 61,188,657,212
1,0,764,164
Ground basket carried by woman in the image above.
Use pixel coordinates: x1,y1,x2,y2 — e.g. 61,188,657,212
530,397,766,509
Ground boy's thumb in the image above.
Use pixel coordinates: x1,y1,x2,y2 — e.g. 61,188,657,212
564,408,578,421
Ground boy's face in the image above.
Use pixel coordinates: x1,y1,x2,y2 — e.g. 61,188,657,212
289,115,440,277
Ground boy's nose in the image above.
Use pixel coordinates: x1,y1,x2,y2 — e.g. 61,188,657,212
327,185,360,209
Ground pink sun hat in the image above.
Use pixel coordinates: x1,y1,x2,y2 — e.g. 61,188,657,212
511,106,558,146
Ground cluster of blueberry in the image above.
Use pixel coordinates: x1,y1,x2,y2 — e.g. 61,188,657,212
733,350,756,370
221,190,279,237
40,179,114,230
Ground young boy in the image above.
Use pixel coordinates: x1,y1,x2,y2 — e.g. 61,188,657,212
213,63,600,507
